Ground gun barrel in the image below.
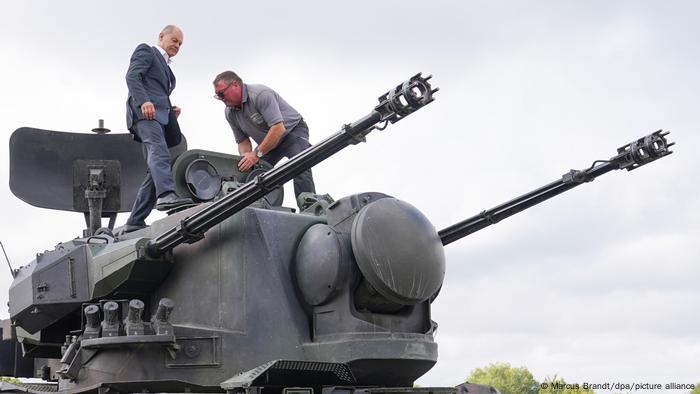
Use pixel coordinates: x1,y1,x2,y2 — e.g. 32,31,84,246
439,130,673,246
145,73,437,257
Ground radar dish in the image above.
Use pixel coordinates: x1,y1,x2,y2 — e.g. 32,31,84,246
9,127,186,213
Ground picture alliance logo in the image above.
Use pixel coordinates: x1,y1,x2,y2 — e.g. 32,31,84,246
540,382,697,391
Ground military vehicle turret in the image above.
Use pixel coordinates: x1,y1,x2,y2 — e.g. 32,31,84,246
0,73,672,394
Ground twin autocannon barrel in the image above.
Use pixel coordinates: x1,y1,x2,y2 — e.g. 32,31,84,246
144,73,438,257
144,72,673,257
438,130,673,245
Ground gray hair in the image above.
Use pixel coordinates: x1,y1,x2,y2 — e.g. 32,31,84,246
213,71,243,85
161,25,179,34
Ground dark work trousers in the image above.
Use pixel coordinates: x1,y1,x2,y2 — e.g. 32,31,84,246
261,120,316,200
126,120,176,226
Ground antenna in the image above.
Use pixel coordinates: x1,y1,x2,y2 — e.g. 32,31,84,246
0,240,16,278
91,119,111,134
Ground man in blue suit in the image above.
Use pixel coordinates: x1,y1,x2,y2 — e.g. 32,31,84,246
124,25,191,232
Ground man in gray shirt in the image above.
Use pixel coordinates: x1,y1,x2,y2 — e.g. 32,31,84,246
213,71,316,206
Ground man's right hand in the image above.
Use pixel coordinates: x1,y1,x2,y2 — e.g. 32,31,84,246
238,151,259,172
141,101,155,120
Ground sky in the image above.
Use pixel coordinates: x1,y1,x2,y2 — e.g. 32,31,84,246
0,1,698,392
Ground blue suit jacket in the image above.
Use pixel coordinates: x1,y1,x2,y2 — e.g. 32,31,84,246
125,44,181,147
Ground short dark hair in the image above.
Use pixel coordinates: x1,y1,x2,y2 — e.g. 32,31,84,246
214,71,242,85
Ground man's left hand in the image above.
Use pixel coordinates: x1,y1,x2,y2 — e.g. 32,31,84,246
172,106,182,118
238,151,259,172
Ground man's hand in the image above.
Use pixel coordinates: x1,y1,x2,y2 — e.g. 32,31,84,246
238,151,259,172
172,105,181,118
140,101,155,120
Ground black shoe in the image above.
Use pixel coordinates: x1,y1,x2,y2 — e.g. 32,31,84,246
116,223,148,236
124,223,147,232
156,192,193,211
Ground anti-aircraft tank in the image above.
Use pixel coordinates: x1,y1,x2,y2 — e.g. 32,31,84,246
0,73,672,394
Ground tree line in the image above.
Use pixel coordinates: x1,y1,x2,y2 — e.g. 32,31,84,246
466,362,700,394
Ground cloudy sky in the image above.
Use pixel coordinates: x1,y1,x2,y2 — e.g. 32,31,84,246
1,1,698,391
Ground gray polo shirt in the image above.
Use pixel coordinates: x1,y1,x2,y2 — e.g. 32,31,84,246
225,83,303,144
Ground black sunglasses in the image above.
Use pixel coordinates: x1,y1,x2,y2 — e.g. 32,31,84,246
214,81,234,100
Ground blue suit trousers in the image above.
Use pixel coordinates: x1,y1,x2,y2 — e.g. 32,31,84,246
126,120,176,226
